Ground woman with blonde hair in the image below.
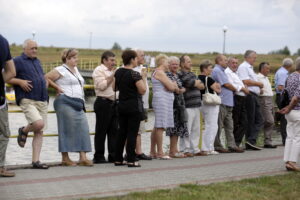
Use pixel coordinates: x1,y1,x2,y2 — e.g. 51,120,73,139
150,54,178,159
45,49,92,167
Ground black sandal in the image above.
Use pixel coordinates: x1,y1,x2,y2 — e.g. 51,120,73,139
32,161,49,169
17,127,28,148
127,162,141,168
114,161,127,166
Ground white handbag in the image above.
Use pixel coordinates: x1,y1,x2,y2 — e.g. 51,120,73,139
202,76,221,105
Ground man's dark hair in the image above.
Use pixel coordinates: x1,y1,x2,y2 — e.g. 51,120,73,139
258,62,269,72
122,50,137,66
101,51,115,64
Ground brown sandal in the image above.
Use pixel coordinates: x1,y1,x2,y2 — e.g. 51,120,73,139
62,160,77,166
17,127,27,148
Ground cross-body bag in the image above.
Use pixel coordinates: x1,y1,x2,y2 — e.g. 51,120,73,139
202,76,221,105
63,65,86,112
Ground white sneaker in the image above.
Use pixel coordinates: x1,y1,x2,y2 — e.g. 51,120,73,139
208,151,219,155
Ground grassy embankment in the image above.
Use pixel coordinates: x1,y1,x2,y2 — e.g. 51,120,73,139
86,173,300,200
9,45,296,74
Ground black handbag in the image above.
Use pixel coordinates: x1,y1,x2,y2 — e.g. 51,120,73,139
174,94,188,123
278,78,290,109
279,89,290,109
137,96,147,121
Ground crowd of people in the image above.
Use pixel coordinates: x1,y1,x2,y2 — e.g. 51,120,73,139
1,35,300,177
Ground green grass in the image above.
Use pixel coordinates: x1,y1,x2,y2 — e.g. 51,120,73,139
9,44,297,73
85,173,300,200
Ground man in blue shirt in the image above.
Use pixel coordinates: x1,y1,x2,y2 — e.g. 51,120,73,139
8,39,49,169
211,54,244,153
0,35,16,177
275,58,293,145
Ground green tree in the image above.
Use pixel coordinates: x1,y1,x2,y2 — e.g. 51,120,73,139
281,46,290,56
111,42,122,50
268,46,290,56
295,48,300,56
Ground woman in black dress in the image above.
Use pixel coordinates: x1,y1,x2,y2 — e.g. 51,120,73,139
113,50,147,167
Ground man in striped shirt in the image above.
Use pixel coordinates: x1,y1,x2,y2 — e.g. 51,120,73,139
178,55,205,157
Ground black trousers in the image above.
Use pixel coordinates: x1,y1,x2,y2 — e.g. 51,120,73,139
115,112,140,163
245,93,263,145
276,94,287,145
93,97,117,162
232,95,248,146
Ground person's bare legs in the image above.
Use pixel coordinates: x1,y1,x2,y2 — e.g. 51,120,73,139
79,152,87,161
32,131,43,162
156,128,164,157
169,136,178,156
22,119,44,162
79,152,93,166
150,129,157,157
136,134,142,155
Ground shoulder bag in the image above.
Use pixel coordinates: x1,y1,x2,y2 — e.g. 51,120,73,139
202,76,221,105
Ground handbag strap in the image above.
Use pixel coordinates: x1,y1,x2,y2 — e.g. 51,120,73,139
205,76,217,95
63,65,82,87
205,76,209,94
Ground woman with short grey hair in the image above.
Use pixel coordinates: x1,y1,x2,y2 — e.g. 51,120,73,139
166,56,188,158
280,57,300,171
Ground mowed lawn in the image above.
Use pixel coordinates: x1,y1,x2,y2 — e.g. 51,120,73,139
86,173,300,200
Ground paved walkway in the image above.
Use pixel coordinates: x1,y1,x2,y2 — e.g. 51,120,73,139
0,147,287,200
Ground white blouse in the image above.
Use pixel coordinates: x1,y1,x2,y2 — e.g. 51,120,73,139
257,73,273,97
55,65,85,100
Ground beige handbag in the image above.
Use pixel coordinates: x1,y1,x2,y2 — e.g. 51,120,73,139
202,76,221,105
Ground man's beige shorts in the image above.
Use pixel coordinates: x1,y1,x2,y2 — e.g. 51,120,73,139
19,98,48,131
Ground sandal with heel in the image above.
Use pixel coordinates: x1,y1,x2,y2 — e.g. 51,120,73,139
127,162,141,168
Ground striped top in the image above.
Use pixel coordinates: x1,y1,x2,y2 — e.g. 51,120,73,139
177,70,202,108
151,70,174,128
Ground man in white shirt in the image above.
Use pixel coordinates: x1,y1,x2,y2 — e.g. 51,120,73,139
237,50,264,150
225,57,249,147
133,49,152,160
257,62,277,148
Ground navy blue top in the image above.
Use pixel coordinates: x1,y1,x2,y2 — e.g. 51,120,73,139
13,53,48,105
0,35,12,71
0,35,12,105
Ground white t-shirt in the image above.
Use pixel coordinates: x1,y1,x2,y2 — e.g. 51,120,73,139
55,65,85,100
133,65,149,109
257,73,273,97
225,67,246,96
237,61,260,95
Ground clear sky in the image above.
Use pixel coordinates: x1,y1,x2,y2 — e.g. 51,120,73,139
1,0,299,54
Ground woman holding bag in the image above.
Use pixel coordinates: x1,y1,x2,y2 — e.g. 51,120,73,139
45,49,92,167
198,60,221,155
